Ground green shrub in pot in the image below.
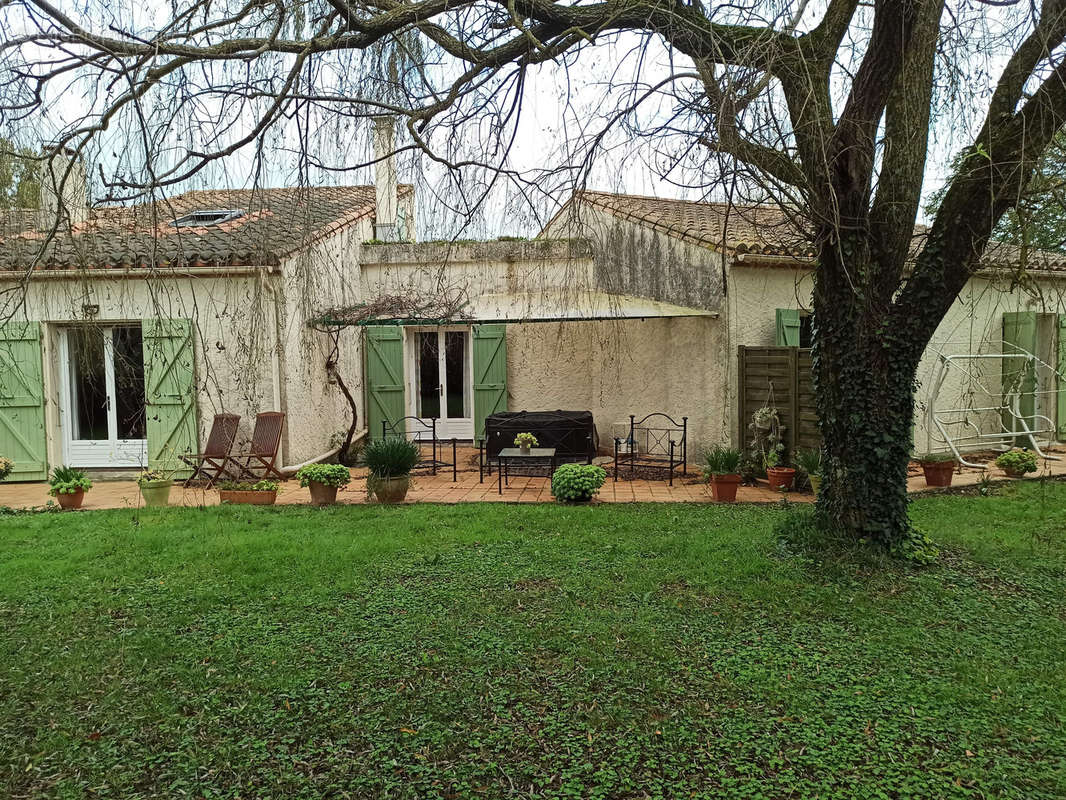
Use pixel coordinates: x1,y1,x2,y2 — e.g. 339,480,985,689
551,463,607,502
296,463,351,506
995,448,1039,478
363,438,421,502
702,446,743,502
794,448,823,493
136,469,174,507
48,466,93,509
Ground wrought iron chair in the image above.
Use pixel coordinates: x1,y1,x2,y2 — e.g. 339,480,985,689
225,412,286,480
382,417,458,481
180,413,241,487
613,413,687,485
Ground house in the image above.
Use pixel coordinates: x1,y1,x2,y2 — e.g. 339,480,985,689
2,156,1064,483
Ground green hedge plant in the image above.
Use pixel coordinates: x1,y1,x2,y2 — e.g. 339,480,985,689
295,463,351,488
995,448,1039,476
551,463,607,502
48,466,92,496
217,480,279,492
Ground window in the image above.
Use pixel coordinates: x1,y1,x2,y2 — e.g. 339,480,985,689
170,209,244,227
775,308,813,347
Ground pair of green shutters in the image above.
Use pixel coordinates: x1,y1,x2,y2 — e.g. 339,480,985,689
364,324,507,441
1002,311,1066,440
0,319,198,481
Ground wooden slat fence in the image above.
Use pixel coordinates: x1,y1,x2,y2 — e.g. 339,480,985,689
737,346,821,458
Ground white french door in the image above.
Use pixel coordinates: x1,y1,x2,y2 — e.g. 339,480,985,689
59,325,149,467
406,327,474,440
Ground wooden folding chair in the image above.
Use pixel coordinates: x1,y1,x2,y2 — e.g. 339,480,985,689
225,412,286,480
180,413,241,487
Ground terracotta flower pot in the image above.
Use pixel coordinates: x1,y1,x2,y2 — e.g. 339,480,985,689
307,480,339,506
808,474,822,494
766,467,796,491
1002,467,1027,479
373,475,411,504
139,479,172,507
56,489,85,510
219,489,277,505
921,461,955,487
709,473,742,502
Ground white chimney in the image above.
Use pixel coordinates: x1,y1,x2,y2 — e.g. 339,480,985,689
39,148,89,230
373,116,399,242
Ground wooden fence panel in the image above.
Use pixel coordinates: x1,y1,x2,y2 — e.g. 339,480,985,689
737,346,821,457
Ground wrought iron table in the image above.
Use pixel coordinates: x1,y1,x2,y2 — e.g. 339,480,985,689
496,447,557,494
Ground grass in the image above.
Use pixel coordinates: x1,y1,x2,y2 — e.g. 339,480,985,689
0,483,1064,799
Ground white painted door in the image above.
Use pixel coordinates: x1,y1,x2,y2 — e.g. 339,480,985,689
407,327,474,440
60,325,149,467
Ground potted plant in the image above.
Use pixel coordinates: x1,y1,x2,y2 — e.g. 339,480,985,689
994,448,1039,478
136,469,174,507
749,406,793,489
764,451,796,491
364,438,420,503
295,462,351,506
795,448,823,494
0,456,13,482
48,466,93,510
702,445,743,502
919,452,957,486
551,463,607,503
217,479,279,505
514,432,538,454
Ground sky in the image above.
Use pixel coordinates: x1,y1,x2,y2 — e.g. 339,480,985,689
0,0,1027,239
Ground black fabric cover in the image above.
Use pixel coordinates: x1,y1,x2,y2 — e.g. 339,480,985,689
485,410,596,460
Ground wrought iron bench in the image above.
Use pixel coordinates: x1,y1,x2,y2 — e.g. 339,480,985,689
613,413,688,485
382,417,458,481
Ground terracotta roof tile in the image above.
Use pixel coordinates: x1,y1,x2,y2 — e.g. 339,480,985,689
574,191,1066,273
0,184,411,270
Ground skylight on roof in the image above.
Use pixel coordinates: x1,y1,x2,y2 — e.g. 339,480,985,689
170,209,244,228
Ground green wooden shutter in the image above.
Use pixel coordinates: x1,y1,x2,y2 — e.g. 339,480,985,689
1058,314,1066,439
0,322,48,481
365,326,405,440
473,324,507,441
775,309,801,346
1002,311,1038,445
142,319,198,475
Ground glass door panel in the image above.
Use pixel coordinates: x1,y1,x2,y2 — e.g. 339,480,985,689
67,327,108,441
416,331,441,418
444,331,468,419
113,325,147,440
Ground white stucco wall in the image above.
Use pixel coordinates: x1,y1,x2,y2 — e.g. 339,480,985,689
277,219,371,463
505,316,729,455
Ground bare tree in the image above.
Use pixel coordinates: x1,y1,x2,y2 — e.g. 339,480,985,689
3,0,1066,547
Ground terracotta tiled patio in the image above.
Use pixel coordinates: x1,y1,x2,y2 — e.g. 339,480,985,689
1,447,1064,511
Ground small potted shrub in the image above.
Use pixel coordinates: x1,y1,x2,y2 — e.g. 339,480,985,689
764,451,796,491
217,479,279,505
0,456,13,481
136,469,173,507
48,466,93,510
702,445,742,502
514,432,538,454
995,448,1039,478
296,463,351,506
919,452,956,486
551,463,607,503
364,438,420,503
795,448,823,494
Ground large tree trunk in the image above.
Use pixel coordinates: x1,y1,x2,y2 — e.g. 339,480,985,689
810,241,928,545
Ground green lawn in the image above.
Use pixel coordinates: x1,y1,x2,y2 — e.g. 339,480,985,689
1,485,1065,799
